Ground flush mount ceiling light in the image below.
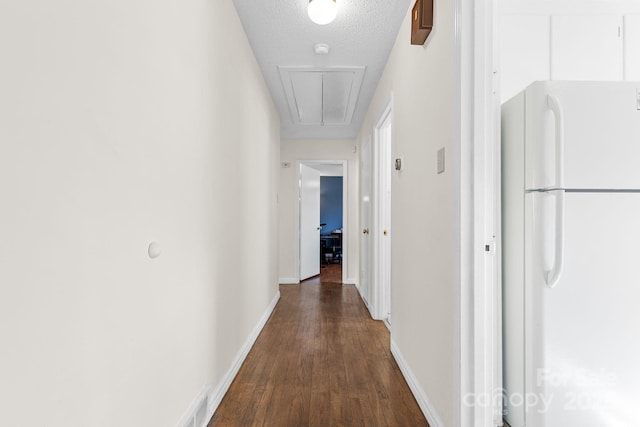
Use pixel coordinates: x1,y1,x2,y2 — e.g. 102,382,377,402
308,0,337,25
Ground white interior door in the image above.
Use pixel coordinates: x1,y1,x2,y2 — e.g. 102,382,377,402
373,105,392,323
359,137,372,306
380,119,392,325
300,164,321,280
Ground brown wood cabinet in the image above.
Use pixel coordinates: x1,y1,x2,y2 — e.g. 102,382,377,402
411,0,434,45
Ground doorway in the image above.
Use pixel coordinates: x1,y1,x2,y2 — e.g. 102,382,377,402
298,160,348,284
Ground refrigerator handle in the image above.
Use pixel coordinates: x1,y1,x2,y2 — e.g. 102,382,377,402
547,95,565,188
545,190,565,288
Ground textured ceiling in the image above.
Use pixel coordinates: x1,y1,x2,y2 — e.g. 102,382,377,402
232,0,411,140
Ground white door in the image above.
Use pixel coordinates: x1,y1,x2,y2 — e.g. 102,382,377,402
300,164,321,280
380,121,392,325
373,106,392,323
359,137,372,306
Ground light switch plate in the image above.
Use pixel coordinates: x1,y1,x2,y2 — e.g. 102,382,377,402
437,147,445,174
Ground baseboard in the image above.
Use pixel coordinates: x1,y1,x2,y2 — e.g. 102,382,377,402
279,277,299,285
343,278,357,285
207,291,281,419
353,284,375,319
390,339,445,427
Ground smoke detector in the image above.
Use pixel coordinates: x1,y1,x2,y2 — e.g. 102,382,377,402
314,43,330,55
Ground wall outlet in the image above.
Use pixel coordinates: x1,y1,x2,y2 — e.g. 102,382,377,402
437,147,445,174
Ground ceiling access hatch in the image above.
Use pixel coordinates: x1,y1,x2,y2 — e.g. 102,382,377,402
278,66,366,126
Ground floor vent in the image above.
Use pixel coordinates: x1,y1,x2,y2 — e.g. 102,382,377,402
178,386,211,427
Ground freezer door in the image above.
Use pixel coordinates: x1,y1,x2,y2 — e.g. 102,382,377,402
525,81,640,191
522,191,640,427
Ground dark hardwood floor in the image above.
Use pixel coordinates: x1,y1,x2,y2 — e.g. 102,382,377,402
209,282,429,427
302,263,342,285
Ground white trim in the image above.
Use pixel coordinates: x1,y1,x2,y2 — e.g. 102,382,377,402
279,277,300,285
353,282,374,317
208,291,281,415
343,278,357,285
456,0,502,424
473,0,502,426
342,163,349,284
391,339,445,427
454,0,472,424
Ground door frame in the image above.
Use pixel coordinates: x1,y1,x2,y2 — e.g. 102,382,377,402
359,135,373,310
297,159,349,284
456,0,501,425
371,98,393,322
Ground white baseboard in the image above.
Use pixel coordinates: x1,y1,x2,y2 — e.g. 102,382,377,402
391,339,445,427
279,277,299,284
353,284,375,319
343,278,357,285
207,291,281,419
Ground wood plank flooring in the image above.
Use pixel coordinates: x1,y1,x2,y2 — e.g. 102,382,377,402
319,264,342,284
209,282,429,427
302,264,342,285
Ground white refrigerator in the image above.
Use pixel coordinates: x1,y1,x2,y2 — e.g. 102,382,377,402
502,81,640,427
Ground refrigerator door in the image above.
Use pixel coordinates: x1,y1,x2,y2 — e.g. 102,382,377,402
525,81,640,191
523,191,640,427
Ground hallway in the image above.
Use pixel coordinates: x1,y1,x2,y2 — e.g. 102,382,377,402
209,283,429,427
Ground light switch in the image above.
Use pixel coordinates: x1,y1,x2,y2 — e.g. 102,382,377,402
437,147,445,174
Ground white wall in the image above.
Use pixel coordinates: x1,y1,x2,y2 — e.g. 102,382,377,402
279,139,359,285
0,1,280,426
357,2,457,426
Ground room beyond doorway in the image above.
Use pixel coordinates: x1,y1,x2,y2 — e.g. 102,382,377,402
320,175,343,275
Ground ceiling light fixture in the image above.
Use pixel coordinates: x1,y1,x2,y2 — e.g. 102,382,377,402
308,0,337,25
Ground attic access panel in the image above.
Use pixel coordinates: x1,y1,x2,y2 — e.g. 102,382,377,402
279,66,366,126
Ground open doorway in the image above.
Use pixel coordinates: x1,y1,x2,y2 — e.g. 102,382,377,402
298,161,347,284
319,174,343,283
